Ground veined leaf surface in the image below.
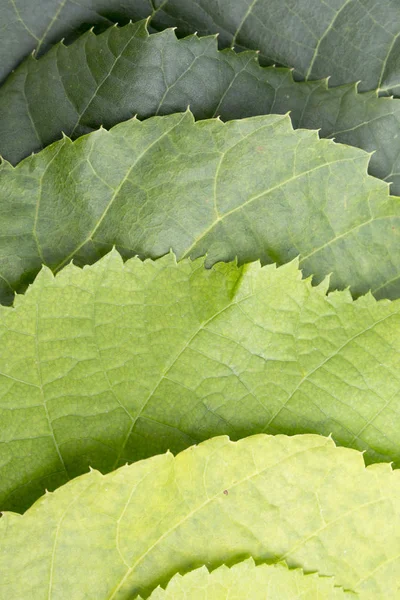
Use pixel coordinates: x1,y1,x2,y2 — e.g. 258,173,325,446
0,434,398,598
2,1,400,96
0,0,153,83
2,22,400,196
138,559,355,599
149,0,400,95
3,251,400,511
1,111,400,306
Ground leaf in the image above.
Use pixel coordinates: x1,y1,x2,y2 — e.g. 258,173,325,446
149,0,400,96
1,111,400,307
0,0,154,84
137,559,356,599
4,250,400,512
2,22,400,196
2,1,400,96
1,434,399,598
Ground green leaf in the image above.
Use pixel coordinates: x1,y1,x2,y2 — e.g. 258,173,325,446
1,111,400,306
138,559,356,599
2,1,400,96
2,22,400,196
149,0,400,95
3,250,400,512
0,0,154,84
1,434,398,598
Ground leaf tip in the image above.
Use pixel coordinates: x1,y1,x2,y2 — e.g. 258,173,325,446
184,105,195,121
354,79,362,92
0,155,12,169
167,248,178,264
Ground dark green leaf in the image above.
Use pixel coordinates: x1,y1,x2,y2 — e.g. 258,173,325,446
2,1,400,95
0,0,154,83
1,112,400,307
2,21,400,196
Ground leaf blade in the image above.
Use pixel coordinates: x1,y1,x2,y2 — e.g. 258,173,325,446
142,559,356,599
3,250,400,511
2,1,400,96
1,111,400,306
2,22,400,196
0,434,398,598
0,0,155,83
149,0,400,94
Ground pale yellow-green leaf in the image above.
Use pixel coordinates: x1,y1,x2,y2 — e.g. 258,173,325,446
0,434,398,599
138,559,356,600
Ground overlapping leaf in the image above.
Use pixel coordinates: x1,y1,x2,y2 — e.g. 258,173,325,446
0,0,154,83
149,0,400,95
1,434,398,598
138,559,355,599
4,250,400,512
2,0,400,96
2,22,400,196
1,111,400,306
3,3,400,598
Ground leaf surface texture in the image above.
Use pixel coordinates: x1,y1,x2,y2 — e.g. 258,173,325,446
149,0,400,95
2,1,400,95
138,559,355,599
3,251,400,511
0,434,398,598
0,0,153,83
1,111,400,305
2,22,400,196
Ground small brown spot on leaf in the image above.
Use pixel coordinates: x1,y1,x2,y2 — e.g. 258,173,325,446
223,489,228,495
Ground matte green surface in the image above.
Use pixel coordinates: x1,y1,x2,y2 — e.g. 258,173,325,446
2,22,400,196
2,0,400,95
138,559,356,599
1,434,398,598
3,250,400,512
1,111,400,306
149,0,400,95
0,0,153,83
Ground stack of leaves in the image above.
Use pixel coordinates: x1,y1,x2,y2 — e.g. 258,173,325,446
1,1,400,598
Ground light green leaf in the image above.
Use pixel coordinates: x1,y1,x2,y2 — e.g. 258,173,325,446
138,559,356,599
3,250,400,512
1,111,400,306
1,434,398,599
2,22,400,196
